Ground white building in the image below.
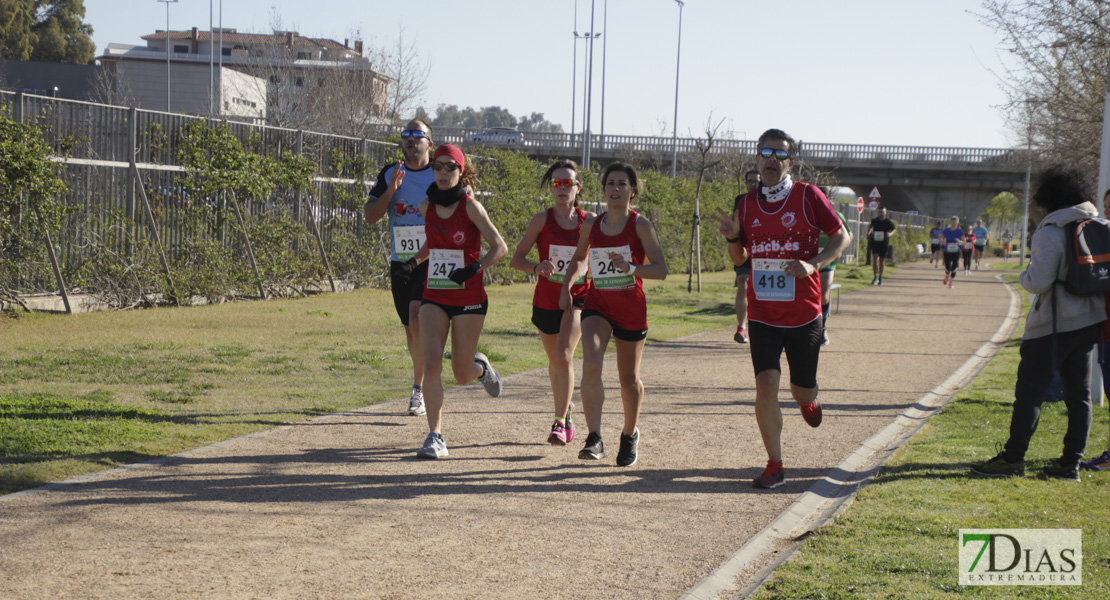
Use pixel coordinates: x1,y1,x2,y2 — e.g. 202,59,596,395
98,28,389,127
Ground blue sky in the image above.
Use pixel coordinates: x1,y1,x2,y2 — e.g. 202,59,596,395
86,1,1016,148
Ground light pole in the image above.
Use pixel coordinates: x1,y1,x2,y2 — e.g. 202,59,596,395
209,0,214,112
571,0,579,136
581,0,599,170
600,0,608,146
671,0,685,177
158,0,178,113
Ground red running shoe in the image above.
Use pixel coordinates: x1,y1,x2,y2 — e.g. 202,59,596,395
752,459,785,489
798,397,822,428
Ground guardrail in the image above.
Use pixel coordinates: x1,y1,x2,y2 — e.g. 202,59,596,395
368,124,1019,166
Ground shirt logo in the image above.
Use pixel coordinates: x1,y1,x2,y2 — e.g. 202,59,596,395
752,219,762,228
782,212,797,228
453,231,466,245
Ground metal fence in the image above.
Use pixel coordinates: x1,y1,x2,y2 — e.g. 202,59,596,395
1,90,396,293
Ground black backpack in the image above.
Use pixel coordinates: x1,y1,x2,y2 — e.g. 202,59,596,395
1060,217,1110,296
1051,217,1110,364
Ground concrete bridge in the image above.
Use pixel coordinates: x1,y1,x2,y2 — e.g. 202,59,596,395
433,127,1026,220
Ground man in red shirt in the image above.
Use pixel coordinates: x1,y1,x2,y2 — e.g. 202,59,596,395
713,129,851,489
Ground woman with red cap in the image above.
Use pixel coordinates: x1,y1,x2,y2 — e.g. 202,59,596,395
510,159,595,446
561,162,668,467
415,144,508,459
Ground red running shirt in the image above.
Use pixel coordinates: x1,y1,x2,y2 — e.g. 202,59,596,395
534,207,589,310
583,211,647,331
737,182,842,328
423,195,486,307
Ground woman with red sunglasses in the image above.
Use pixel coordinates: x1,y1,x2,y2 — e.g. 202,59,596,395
414,144,508,459
510,159,595,446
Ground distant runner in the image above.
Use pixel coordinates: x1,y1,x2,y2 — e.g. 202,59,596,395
972,219,989,269
962,225,975,275
867,207,895,285
940,216,964,289
818,206,850,346
929,220,944,267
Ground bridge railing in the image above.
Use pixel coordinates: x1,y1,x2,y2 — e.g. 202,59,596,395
367,124,1020,165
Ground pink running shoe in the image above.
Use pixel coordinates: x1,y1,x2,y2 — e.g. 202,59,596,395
753,459,786,489
547,421,570,445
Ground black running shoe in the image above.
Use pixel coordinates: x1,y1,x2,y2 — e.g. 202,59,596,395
616,428,639,467
578,432,605,460
1040,460,1080,482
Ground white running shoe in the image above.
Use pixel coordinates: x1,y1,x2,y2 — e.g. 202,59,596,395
407,387,425,416
416,432,448,459
474,352,502,397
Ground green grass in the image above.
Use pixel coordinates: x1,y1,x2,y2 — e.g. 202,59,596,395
1,269,783,494
752,266,1110,599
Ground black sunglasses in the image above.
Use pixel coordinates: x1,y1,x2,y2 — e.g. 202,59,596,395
432,163,460,172
759,147,792,160
400,130,429,139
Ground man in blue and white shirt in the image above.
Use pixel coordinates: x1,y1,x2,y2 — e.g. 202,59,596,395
365,119,437,416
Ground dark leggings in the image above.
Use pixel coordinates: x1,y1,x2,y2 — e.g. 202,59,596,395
1003,323,1100,465
943,252,960,278
962,251,973,269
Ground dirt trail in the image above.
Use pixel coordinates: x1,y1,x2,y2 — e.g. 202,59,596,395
0,261,1015,599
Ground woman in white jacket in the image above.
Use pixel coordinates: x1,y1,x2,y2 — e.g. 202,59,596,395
972,165,1105,481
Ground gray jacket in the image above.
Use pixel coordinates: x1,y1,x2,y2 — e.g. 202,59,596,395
1021,201,1107,340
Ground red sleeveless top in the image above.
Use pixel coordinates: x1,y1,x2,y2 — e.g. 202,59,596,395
583,210,647,331
738,182,841,328
423,195,486,307
534,207,588,310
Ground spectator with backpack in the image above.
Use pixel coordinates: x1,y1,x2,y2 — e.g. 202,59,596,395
971,165,1107,481
1082,188,1110,471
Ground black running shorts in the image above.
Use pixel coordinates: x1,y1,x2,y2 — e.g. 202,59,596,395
390,260,428,326
582,309,648,342
421,299,489,318
748,318,823,388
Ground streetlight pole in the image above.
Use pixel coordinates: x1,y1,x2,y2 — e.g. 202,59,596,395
671,0,684,177
582,0,598,170
600,0,608,146
571,0,578,136
209,0,214,113
158,0,178,113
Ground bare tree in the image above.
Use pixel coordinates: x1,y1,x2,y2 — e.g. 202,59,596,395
305,66,388,138
87,64,135,107
688,114,726,291
976,1,1110,175
228,28,387,136
375,25,430,122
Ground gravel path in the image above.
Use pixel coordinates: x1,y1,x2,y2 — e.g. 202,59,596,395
0,261,1016,599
